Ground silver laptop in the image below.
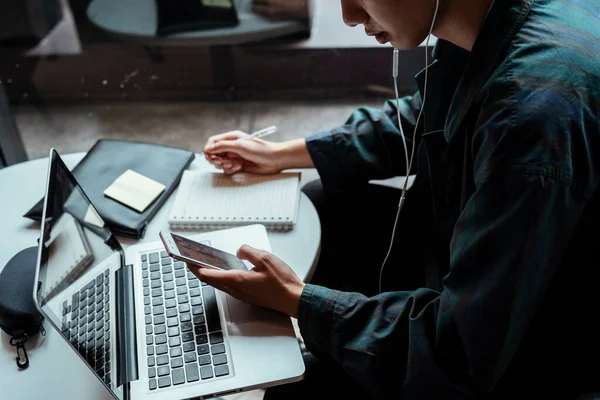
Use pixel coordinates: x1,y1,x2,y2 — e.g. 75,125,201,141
33,149,305,399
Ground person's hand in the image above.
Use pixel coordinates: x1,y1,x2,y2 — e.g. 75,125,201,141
203,130,283,175
252,0,309,21
188,245,305,318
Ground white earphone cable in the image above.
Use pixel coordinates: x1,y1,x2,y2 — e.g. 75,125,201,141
378,0,440,293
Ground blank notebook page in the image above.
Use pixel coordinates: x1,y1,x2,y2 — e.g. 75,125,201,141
168,171,301,229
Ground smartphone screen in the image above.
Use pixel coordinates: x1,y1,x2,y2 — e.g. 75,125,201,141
170,233,247,271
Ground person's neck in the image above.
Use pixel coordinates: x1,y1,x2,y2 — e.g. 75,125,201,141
433,0,494,51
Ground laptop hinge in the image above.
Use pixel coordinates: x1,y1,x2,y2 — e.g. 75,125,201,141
116,263,139,394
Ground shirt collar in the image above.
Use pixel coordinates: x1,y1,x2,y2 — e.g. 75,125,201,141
440,0,535,142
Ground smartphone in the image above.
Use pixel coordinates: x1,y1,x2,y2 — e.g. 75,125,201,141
159,231,247,271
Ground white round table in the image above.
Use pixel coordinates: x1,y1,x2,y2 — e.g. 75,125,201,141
0,152,320,399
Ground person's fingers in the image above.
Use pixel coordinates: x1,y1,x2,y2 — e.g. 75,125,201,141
206,140,252,157
223,164,243,175
236,245,271,266
192,266,245,286
205,131,247,151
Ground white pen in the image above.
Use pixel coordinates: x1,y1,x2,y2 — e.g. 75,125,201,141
241,125,277,141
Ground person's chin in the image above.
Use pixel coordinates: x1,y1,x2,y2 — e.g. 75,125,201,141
391,36,429,50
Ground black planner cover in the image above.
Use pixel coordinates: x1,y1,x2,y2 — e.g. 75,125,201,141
24,139,195,239
155,0,239,36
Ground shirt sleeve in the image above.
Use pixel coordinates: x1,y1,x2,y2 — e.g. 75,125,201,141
298,170,582,398
304,93,422,192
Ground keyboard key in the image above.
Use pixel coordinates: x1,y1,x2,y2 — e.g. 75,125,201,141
180,313,191,323
161,257,171,266
176,278,186,287
189,288,201,297
167,318,179,327
193,315,205,325
213,355,227,366
145,316,152,325
162,266,173,274
185,364,199,382
152,297,164,307
153,306,164,315
147,356,155,367
149,253,159,264
141,254,148,262
184,352,197,363
195,324,207,335
156,345,168,355
170,347,182,358
196,334,208,345
154,315,165,325
166,308,178,318
145,326,152,335
192,306,204,316
200,366,213,380
168,327,180,337
142,270,149,279
158,376,171,388
150,264,160,273
199,355,211,366
163,274,174,282
177,286,188,295
191,297,202,306
155,335,167,345
155,324,166,335
151,289,162,297
151,280,161,289
147,346,154,356
197,344,209,355
209,332,224,345
202,287,222,333
157,366,170,377
150,272,161,281
169,337,181,347
179,304,190,313
164,290,175,300
148,367,156,378
172,368,185,385
211,344,225,355
181,322,193,332
142,261,148,271
188,280,200,288
182,332,194,342
215,365,230,377
157,355,169,366
164,282,175,291
146,335,153,345
183,342,195,353
149,379,157,390
165,299,177,309
187,272,196,280
174,261,185,270
160,251,168,258
143,279,149,288
171,357,184,369
143,288,150,297
175,269,185,278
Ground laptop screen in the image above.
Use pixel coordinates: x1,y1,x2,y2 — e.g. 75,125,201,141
35,149,122,394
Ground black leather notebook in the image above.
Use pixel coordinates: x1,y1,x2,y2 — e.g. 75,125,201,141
155,0,239,36
24,140,195,239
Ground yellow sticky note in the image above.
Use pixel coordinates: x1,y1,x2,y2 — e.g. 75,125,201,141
104,170,166,213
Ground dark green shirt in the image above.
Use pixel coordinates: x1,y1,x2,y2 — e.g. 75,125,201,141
300,0,600,397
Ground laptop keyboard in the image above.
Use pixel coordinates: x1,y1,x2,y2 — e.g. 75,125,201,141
142,250,231,391
61,268,112,385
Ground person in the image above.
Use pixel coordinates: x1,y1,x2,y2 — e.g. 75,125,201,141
193,0,600,398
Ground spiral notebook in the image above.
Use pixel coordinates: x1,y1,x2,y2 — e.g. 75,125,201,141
168,170,301,231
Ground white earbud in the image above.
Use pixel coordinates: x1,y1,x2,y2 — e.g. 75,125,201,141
378,0,440,294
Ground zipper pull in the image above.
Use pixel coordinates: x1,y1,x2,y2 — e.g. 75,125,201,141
10,335,30,370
